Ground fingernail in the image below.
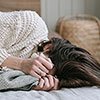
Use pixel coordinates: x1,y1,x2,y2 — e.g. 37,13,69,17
48,58,52,62
42,72,46,76
50,63,54,69
46,70,49,73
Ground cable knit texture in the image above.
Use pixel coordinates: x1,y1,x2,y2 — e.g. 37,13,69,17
0,10,48,65
0,11,48,91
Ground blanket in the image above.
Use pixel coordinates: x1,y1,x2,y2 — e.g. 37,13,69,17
0,68,38,91
0,87,100,100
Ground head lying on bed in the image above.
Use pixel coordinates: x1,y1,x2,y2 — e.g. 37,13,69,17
38,37,100,89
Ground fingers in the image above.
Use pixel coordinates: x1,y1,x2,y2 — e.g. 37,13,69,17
47,75,54,87
32,65,46,77
36,55,53,70
45,75,59,90
35,77,53,91
39,78,45,88
20,53,53,79
32,53,52,67
30,69,41,78
40,53,52,63
33,59,49,74
32,75,59,91
53,77,59,90
31,54,53,78
32,78,45,90
43,77,50,90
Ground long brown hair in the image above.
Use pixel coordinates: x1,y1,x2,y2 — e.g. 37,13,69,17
38,38,100,88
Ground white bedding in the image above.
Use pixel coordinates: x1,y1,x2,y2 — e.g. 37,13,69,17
0,87,100,100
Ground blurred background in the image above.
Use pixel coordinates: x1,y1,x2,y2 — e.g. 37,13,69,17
0,0,99,61
0,0,99,30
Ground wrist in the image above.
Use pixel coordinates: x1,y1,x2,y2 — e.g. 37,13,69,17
1,56,24,70
20,58,33,74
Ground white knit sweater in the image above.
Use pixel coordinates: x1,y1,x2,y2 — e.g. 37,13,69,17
0,11,48,65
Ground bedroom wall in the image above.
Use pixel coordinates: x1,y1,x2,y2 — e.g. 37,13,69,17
95,0,100,17
41,0,100,31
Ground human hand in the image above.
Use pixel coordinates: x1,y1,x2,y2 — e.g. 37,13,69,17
20,53,53,78
32,75,59,91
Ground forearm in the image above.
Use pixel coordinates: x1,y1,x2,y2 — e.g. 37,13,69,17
0,53,54,79
1,56,23,70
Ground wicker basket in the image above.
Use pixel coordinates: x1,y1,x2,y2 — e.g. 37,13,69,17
55,15,100,62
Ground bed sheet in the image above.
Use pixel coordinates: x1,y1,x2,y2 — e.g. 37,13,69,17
0,87,100,100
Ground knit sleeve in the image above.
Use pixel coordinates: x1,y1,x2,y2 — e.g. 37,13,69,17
31,11,49,44
30,11,49,58
16,11,49,58
0,12,14,65
0,49,11,65
16,11,49,44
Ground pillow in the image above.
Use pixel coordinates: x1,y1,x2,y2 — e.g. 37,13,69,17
48,32,62,39
55,15,100,62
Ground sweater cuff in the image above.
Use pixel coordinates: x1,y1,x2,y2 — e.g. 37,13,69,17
0,49,11,65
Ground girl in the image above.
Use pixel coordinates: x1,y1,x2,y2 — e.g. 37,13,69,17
36,37,100,89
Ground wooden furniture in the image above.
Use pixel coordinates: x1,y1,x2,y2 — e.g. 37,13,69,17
0,0,40,15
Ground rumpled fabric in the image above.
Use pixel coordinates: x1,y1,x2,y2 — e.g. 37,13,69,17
0,68,38,91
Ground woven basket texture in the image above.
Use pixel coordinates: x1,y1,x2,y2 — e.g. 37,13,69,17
55,15,100,62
